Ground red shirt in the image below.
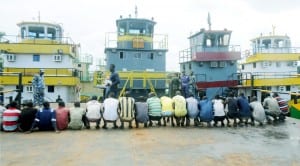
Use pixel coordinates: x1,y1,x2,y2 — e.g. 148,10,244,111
55,107,70,130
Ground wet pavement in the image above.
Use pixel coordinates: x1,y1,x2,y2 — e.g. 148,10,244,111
1,118,300,166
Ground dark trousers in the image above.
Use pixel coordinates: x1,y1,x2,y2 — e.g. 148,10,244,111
102,119,118,128
265,110,279,122
213,116,226,126
186,115,199,126
83,114,101,128
120,119,133,128
149,116,162,126
174,116,186,126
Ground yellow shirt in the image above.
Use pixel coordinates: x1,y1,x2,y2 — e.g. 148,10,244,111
160,96,174,113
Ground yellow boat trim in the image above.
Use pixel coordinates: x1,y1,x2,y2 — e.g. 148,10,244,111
245,53,300,63
0,43,76,57
0,75,80,86
3,68,76,76
242,77,300,86
117,35,153,42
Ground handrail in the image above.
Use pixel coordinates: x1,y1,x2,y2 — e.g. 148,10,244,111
0,34,77,45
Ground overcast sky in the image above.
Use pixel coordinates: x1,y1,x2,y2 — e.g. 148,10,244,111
1,0,300,71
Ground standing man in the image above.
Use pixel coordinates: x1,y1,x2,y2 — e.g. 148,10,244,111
106,64,120,98
189,72,197,96
32,69,45,106
180,71,190,98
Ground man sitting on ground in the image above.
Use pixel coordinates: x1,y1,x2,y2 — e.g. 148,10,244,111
118,91,135,129
102,92,119,129
85,96,102,129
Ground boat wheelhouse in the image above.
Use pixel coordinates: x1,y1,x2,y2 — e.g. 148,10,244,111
239,33,300,101
102,11,169,97
0,21,81,104
179,20,241,99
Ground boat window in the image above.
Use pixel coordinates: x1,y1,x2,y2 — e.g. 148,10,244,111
33,54,40,62
134,52,141,59
118,22,126,36
48,86,54,93
148,53,154,60
222,34,230,46
147,24,153,36
204,34,216,47
262,39,271,48
129,22,146,35
47,27,56,40
273,39,285,48
21,27,26,38
286,85,291,91
119,52,125,59
253,62,256,68
28,26,45,39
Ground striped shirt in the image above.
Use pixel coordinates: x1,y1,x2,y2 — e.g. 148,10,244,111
0,105,6,125
274,97,289,114
3,108,21,131
147,96,162,117
119,97,135,121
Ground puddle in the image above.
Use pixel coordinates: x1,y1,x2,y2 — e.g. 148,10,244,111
263,130,289,139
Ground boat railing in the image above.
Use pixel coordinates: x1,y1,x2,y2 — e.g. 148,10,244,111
105,32,168,50
0,34,77,45
179,44,241,63
252,71,299,79
3,68,80,77
246,47,300,56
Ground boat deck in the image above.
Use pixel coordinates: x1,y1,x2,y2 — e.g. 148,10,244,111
1,118,299,166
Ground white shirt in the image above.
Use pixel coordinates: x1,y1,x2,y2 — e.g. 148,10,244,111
86,100,102,120
249,101,266,123
213,99,225,116
103,98,119,121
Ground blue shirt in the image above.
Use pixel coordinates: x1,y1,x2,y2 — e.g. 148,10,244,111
237,96,252,117
199,99,214,122
35,108,56,131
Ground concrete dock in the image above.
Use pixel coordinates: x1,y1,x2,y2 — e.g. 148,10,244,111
1,118,300,166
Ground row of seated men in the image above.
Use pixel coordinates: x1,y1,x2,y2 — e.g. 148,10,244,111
0,90,289,132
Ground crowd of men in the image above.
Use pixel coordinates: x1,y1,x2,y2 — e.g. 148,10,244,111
0,89,290,133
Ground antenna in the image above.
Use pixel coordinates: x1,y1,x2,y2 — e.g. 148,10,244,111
207,12,211,30
272,25,276,35
38,11,40,22
135,5,138,18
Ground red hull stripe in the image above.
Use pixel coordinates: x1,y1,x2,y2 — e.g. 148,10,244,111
196,80,238,88
193,52,241,61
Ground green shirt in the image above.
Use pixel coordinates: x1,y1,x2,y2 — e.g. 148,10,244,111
147,96,162,117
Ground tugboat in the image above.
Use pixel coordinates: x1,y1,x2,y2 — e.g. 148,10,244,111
179,14,241,99
239,28,300,119
0,20,82,105
97,7,169,97
239,28,300,101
